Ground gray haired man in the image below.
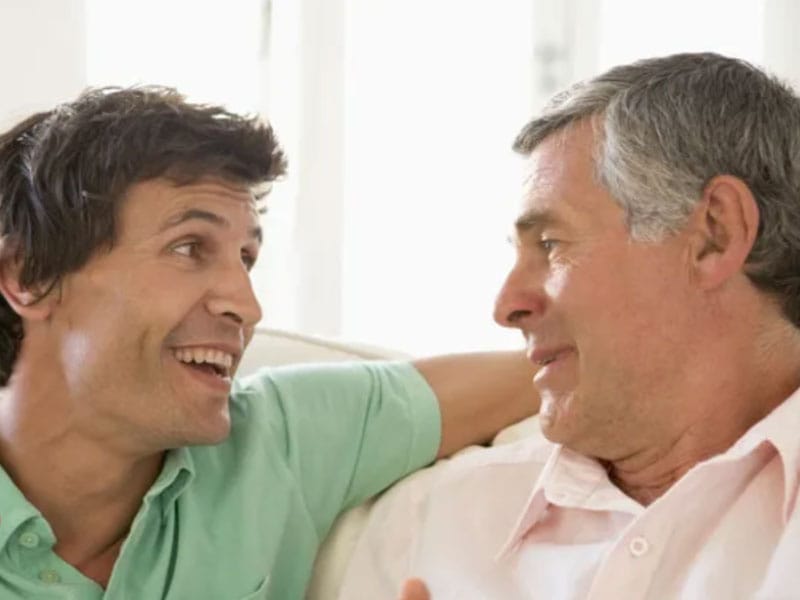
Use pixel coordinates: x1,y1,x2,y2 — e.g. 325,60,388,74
341,52,800,599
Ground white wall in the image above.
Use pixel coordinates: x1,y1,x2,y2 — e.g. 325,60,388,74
763,0,800,90
0,0,87,129
340,0,533,355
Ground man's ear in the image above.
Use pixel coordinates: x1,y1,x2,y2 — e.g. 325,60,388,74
686,174,759,289
0,261,56,321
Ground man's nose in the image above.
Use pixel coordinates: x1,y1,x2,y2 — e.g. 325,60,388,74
205,261,263,328
493,263,545,328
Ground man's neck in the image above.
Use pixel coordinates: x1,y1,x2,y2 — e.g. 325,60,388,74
605,319,800,507
604,419,756,506
0,379,163,587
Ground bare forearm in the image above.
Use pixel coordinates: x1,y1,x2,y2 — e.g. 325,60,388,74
413,350,539,458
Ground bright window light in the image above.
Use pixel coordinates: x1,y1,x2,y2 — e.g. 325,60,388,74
85,0,264,114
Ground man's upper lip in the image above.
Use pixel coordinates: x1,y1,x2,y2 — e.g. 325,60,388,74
528,346,573,366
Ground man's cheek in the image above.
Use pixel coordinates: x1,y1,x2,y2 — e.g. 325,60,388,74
60,329,104,392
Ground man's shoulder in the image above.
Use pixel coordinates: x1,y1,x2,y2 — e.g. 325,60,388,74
225,364,339,430
431,432,554,494
443,431,554,474
343,431,556,590
227,368,283,431
379,430,555,515
182,369,292,470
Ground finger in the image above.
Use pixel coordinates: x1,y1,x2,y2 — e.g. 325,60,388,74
399,578,431,600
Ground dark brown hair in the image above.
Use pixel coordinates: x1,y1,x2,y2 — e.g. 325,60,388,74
0,86,287,385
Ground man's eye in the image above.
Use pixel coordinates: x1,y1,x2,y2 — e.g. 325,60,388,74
539,239,558,252
172,241,199,257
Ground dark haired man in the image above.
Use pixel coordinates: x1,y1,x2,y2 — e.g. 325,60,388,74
343,53,800,599
0,87,537,598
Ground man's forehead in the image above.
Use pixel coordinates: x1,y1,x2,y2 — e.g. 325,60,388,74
517,152,565,220
124,176,256,202
521,157,561,198
520,126,588,186
517,124,596,209
166,178,258,204
122,177,262,238
511,144,601,243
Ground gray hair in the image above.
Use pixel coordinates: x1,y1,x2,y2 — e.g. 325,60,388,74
514,52,800,327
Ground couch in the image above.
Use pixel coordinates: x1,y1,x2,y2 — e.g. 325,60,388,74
238,327,541,600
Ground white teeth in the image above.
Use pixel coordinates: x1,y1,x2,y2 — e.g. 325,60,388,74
172,347,234,374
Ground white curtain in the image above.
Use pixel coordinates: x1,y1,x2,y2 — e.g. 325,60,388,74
0,0,87,129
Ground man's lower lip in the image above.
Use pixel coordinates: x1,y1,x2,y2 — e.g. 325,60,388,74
533,351,573,381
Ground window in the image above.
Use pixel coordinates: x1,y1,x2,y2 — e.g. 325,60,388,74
80,0,791,356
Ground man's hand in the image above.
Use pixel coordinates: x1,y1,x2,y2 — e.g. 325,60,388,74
398,578,430,600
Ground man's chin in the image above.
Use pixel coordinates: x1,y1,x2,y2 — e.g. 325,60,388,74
175,424,231,447
199,422,232,445
537,395,575,444
175,405,233,447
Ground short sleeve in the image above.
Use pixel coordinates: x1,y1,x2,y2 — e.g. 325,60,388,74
235,361,441,538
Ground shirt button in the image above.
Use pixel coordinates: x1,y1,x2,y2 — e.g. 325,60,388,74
18,531,40,549
629,536,649,557
38,569,61,584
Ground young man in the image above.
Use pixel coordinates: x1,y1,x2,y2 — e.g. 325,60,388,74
0,87,538,598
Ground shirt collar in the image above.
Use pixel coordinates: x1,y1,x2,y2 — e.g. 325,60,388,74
495,383,800,559
0,463,46,552
721,385,800,522
145,446,196,521
495,443,643,561
0,444,195,553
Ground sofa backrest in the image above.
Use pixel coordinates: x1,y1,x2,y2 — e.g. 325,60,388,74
238,327,407,375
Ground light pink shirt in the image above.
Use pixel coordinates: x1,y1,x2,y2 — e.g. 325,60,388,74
340,389,800,599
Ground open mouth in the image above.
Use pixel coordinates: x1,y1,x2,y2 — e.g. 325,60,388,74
184,361,227,377
172,347,234,381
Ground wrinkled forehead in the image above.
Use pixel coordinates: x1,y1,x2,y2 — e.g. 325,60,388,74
519,123,597,208
127,176,259,207
118,177,263,238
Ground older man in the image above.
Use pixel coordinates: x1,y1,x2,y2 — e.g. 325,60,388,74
0,87,538,598
341,52,800,599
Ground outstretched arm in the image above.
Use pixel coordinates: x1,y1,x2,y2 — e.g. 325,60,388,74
413,350,538,458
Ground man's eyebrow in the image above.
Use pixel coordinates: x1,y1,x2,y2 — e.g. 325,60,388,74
159,209,262,243
514,208,560,234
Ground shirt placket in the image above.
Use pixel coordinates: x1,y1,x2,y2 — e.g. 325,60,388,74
585,446,773,600
3,517,103,599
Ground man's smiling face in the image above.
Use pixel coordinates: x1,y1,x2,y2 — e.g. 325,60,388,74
494,121,700,458
45,177,263,453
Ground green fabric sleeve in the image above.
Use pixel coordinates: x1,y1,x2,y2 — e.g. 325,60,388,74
237,361,441,538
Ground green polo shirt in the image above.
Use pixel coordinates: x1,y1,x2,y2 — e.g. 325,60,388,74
0,361,440,599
